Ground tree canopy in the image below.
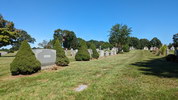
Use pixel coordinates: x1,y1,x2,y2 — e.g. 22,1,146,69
150,37,162,48
173,33,178,48
75,38,90,61
139,39,150,49
10,30,35,51
53,28,78,49
0,14,19,48
109,24,132,48
128,37,140,49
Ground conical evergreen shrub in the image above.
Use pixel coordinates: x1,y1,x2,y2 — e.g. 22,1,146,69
123,44,130,52
91,43,99,59
75,39,90,61
10,40,41,75
53,39,69,66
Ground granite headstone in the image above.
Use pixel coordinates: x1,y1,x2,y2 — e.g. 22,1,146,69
32,49,56,66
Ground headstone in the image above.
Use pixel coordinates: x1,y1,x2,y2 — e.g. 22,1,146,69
150,47,153,51
32,49,56,66
104,51,109,56
70,48,75,56
99,50,104,57
166,49,169,55
110,51,113,56
112,47,118,54
65,50,67,56
96,49,99,52
0,52,7,56
88,49,93,58
170,46,175,51
129,46,134,50
144,47,149,50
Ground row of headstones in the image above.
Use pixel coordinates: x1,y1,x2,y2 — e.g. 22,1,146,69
65,48,118,58
143,46,177,56
97,48,118,57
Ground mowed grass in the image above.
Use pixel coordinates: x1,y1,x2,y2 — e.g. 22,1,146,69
0,50,178,100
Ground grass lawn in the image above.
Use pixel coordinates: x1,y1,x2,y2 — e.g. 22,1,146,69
0,50,178,100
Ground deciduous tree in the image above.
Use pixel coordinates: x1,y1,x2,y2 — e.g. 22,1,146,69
109,24,132,48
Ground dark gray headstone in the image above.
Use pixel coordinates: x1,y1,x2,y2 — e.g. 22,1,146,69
175,50,178,56
32,49,56,66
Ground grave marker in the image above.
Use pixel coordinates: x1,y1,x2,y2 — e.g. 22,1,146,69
32,49,56,66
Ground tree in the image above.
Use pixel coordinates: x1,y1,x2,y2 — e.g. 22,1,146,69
150,37,162,48
128,37,140,49
168,43,173,49
38,40,52,49
10,40,41,75
109,24,132,48
62,30,78,49
53,39,69,66
90,43,99,59
140,39,150,49
101,42,113,49
87,40,113,50
160,45,167,55
53,29,63,42
0,15,19,48
75,38,90,61
87,40,103,49
123,44,130,52
53,28,78,49
173,33,178,48
10,30,36,51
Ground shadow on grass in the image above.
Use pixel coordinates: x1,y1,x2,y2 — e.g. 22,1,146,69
131,57,178,78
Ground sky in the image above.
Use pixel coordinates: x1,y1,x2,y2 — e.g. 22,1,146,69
0,0,178,48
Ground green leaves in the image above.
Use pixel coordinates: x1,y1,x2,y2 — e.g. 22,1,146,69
53,39,69,66
109,24,132,48
10,40,41,75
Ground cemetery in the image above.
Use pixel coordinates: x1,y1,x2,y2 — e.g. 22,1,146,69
1,0,178,99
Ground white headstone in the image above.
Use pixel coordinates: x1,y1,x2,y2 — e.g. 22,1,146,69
88,49,93,58
144,47,149,50
99,50,104,57
105,51,109,56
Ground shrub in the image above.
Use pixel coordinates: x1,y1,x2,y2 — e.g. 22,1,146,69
75,39,90,61
122,44,130,52
10,40,41,75
91,43,99,59
160,45,167,55
166,54,177,62
53,39,69,66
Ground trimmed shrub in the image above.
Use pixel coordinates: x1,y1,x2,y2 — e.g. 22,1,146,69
53,39,69,66
91,43,99,59
160,45,167,55
75,39,90,61
166,54,177,62
123,44,130,52
10,40,41,75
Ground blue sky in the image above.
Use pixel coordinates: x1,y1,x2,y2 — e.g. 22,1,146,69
0,0,178,47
